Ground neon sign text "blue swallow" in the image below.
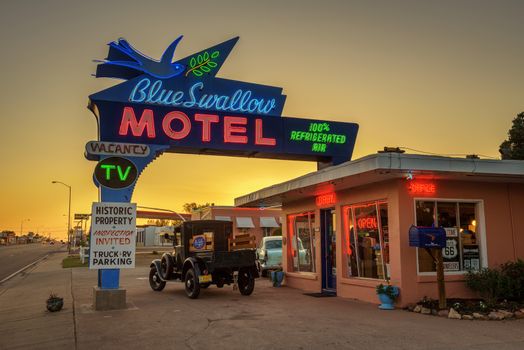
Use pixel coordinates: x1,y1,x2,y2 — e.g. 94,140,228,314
129,78,276,115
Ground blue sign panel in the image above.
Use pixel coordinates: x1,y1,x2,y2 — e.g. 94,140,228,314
89,36,359,167
408,226,446,249
193,236,206,250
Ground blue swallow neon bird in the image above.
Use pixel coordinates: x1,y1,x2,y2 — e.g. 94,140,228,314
95,36,185,80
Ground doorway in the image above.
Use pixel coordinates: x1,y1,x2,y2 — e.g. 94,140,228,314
321,208,336,294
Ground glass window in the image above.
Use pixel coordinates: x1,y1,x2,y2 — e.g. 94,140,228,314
287,212,316,272
415,200,481,273
266,239,282,250
343,201,388,279
459,203,480,271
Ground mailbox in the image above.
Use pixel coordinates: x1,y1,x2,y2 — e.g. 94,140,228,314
409,225,446,248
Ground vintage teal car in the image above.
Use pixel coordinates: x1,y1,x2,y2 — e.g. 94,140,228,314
257,236,309,276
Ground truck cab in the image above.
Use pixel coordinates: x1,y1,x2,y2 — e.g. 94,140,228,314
149,220,259,299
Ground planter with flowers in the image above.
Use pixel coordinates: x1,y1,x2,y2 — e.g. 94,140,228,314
376,284,399,310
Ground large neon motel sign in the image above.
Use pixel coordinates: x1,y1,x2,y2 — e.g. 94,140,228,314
89,35,359,171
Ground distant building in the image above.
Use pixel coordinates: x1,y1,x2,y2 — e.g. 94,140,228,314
136,226,174,247
73,227,85,246
191,206,282,245
0,231,16,245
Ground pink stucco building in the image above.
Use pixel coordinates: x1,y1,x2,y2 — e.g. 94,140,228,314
235,153,524,306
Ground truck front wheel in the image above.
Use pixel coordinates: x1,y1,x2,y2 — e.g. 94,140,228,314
184,268,201,299
238,269,255,296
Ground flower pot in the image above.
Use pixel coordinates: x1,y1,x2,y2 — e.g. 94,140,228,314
46,298,64,312
377,286,399,310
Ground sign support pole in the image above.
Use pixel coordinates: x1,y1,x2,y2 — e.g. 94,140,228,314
425,248,447,310
90,146,168,307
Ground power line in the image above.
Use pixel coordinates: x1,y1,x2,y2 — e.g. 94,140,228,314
398,146,499,159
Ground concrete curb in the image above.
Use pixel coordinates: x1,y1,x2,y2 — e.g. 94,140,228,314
0,253,50,284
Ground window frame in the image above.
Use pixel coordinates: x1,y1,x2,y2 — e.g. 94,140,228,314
287,211,316,273
342,199,389,281
413,197,488,276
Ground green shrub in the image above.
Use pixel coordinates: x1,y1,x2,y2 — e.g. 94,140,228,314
499,259,524,300
465,268,501,305
465,259,524,304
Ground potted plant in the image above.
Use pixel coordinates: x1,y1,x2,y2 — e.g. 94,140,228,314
376,283,399,310
46,293,64,312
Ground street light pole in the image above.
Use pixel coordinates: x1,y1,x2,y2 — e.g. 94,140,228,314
20,218,30,237
52,181,72,253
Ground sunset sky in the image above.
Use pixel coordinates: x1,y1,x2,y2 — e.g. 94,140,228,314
0,0,522,239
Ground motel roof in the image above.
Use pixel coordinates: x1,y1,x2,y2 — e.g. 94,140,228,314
235,153,524,207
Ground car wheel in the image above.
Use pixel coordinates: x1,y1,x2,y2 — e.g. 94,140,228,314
184,268,201,299
149,266,166,291
238,268,255,296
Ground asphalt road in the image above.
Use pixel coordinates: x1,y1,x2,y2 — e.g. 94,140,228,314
0,244,64,281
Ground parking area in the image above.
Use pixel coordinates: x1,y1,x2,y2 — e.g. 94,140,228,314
74,265,524,350
2,253,524,350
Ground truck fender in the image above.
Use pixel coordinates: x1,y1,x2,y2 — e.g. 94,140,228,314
150,259,166,282
182,257,203,280
241,265,260,279
251,264,260,278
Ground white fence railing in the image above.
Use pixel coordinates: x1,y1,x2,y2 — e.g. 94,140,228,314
79,246,90,264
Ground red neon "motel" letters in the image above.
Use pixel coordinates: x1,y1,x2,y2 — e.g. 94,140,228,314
118,107,276,146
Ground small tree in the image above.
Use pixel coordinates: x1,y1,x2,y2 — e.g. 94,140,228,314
182,202,214,213
499,112,524,160
146,219,180,226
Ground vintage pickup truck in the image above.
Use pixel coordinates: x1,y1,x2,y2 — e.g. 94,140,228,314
148,220,259,299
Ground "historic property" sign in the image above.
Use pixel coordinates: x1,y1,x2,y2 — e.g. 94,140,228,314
89,202,137,269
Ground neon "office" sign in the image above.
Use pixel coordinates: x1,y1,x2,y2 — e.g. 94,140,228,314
408,182,436,195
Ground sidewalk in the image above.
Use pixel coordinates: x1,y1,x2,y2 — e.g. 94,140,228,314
1,254,524,350
0,252,75,349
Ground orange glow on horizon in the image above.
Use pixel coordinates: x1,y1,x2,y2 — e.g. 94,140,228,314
0,1,519,239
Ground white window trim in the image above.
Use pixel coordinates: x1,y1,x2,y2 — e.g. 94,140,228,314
287,212,316,273
413,197,487,276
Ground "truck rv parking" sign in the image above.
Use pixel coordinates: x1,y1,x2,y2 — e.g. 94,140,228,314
89,202,137,269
